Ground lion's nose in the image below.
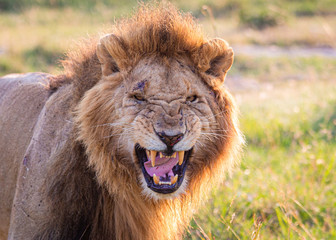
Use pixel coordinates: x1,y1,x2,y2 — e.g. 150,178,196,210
156,132,184,153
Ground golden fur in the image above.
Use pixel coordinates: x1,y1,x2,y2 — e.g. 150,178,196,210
0,2,243,240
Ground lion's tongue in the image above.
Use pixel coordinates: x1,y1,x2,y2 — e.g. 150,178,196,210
144,155,177,177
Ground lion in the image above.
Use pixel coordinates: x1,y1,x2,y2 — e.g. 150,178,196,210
0,3,243,240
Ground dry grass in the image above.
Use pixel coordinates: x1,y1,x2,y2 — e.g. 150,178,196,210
201,15,336,48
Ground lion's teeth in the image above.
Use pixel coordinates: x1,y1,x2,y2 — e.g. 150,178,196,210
153,174,159,185
178,151,184,165
160,152,163,158
151,150,157,167
159,181,171,185
171,174,178,185
172,152,177,158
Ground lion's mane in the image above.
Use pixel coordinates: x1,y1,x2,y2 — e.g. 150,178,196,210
34,3,243,240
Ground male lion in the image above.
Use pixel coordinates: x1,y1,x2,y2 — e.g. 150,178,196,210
0,3,243,240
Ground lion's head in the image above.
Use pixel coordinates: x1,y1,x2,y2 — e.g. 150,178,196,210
72,3,242,201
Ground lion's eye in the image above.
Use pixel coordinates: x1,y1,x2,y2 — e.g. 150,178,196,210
186,95,198,103
133,94,146,102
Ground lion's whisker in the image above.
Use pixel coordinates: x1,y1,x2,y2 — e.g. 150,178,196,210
200,132,224,137
116,128,134,149
203,109,229,120
103,127,134,139
92,122,125,128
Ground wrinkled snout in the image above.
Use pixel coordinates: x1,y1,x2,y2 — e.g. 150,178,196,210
153,101,186,154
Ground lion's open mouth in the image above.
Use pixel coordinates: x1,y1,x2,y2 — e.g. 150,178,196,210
135,144,192,194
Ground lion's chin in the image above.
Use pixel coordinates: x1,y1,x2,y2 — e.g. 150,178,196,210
135,144,192,196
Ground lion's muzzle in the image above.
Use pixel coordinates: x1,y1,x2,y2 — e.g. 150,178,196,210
156,131,184,155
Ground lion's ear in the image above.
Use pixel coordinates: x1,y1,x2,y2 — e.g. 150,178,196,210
97,34,130,76
196,38,234,87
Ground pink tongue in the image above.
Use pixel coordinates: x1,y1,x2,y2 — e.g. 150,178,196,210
144,154,178,177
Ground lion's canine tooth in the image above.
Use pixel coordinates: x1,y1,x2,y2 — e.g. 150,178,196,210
171,174,178,185
146,150,150,157
153,174,159,185
178,151,184,165
172,152,176,158
160,152,163,158
151,150,157,167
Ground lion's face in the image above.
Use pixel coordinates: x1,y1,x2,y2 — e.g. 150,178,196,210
77,33,237,200
115,57,216,198
78,56,229,200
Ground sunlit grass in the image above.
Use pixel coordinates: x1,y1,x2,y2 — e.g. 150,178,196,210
230,55,336,82
1,6,336,76
186,81,336,239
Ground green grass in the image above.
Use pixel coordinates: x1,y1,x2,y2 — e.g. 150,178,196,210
2,0,335,16
230,55,336,82
1,3,335,76
1,0,336,31
186,81,336,239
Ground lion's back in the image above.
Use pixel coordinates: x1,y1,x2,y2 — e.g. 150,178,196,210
0,73,50,239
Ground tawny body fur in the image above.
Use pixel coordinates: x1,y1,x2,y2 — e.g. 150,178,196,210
0,3,243,240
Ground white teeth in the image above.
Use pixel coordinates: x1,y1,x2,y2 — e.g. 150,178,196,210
178,151,184,165
155,152,177,159
159,181,171,185
153,174,160,185
151,150,157,167
147,149,185,187
171,174,178,185
154,175,178,186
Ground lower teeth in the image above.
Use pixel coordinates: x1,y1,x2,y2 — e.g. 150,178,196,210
159,181,171,185
153,174,178,185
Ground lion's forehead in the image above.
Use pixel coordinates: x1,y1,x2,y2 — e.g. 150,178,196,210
129,57,202,95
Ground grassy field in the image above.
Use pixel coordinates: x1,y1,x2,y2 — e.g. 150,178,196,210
1,0,336,75
187,81,336,239
1,1,335,239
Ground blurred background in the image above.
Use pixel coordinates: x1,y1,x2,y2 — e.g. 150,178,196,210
0,0,335,239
